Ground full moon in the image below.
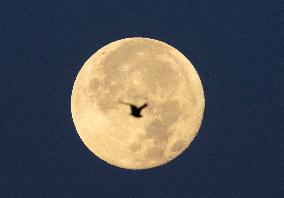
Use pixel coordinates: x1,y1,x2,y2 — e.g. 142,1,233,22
71,37,205,169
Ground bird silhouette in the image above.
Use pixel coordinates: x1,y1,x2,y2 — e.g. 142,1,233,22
119,100,147,118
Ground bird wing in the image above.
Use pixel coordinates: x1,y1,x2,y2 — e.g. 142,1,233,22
139,103,147,110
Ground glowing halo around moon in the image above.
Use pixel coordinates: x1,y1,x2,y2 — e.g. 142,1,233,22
71,37,205,170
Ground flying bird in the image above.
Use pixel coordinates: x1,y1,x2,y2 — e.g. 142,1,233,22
119,100,148,118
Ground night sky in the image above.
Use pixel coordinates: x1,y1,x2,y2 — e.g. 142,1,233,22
1,1,283,197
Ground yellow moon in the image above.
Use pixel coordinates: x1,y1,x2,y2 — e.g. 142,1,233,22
71,37,205,169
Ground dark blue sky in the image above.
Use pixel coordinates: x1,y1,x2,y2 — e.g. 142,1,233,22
1,1,283,197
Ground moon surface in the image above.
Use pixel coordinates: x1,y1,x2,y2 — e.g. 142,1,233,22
71,37,205,169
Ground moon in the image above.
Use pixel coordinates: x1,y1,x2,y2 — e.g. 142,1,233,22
71,37,205,169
